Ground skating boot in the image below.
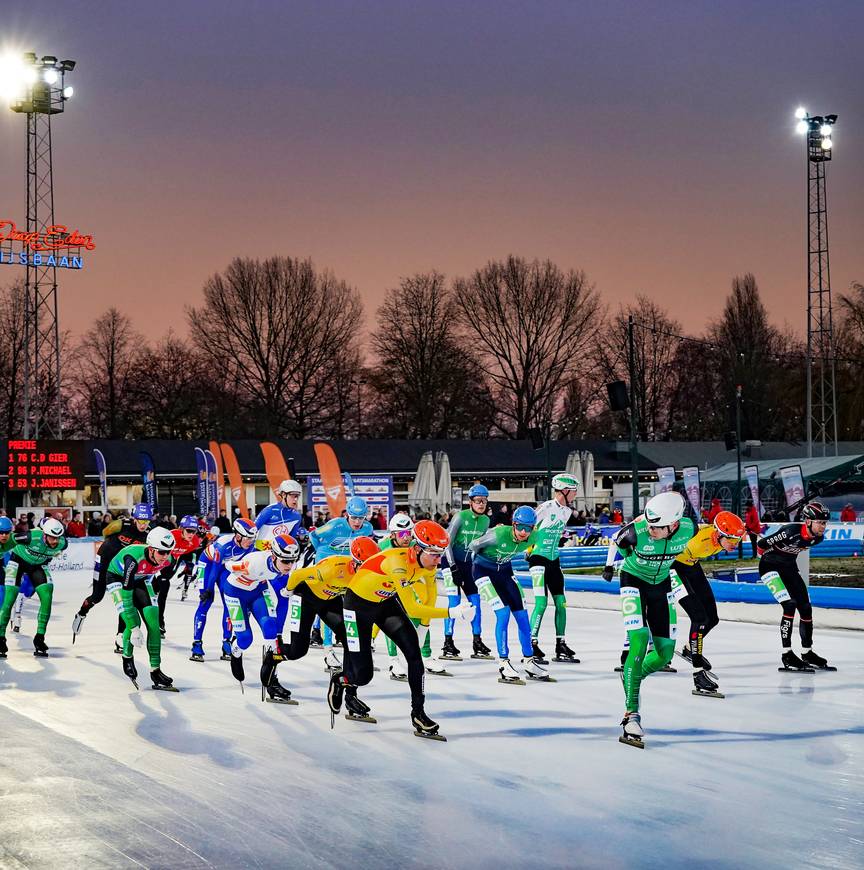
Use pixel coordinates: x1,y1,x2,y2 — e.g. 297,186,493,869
72,611,86,644
679,646,714,675
324,647,342,673
498,658,525,685
802,650,837,672
33,633,49,658
0,636,7,658
327,670,346,728
114,633,124,655
345,688,376,723
619,712,644,749
523,656,555,682
220,639,232,661
230,649,246,689
553,638,580,664
425,656,453,676
692,669,724,699
309,627,324,648
659,661,677,673
122,655,139,690
531,639,549,665
779,650,815,673
11,606,22,633
159,626,166,639
189,640,205,662
389,659,408,682
440,636,462,661
614,648,627,673
412,706,446,741
265,677,298,705
151,668,179,692
471,635,494,660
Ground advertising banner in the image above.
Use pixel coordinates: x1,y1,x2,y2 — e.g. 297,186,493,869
656,466,676,493
744,465,761,513
779,465,806,508
682,466,702,516
308,475,394,522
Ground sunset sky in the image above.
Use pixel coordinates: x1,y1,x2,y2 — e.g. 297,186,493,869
1,1,862,340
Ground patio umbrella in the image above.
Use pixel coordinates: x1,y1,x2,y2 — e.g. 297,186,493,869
581,451,595,513
412,451,437,517
565,450,585,511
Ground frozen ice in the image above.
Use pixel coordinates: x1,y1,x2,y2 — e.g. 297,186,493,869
0,569,861,869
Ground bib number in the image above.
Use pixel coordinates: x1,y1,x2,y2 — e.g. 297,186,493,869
224,595,247,633
529,565,546,597
441,567,457,595
195,564,206,591
669,571,688,602
108,582,124,615
262,584,278,618
288,594,302,634
620,586,644,631
4,561,17,586
343,608,360,652
762,571,790,603
666,588,678,639
476,577,504,611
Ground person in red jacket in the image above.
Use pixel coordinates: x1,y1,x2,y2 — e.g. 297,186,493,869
702,498,722,524
744,500,762,553
840,504,857,522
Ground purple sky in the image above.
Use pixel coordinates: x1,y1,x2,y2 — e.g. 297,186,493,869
1,1,862,339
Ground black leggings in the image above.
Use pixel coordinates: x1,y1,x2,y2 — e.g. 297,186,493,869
282,584,346,660
675,562,719,660
81,557,111,614
527,554,565,597
760,557,813,648
342,590,425,710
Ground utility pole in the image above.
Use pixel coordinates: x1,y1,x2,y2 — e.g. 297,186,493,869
628,315,640,518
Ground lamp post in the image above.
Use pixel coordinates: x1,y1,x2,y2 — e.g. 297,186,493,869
795,107,838,458
1,51,77,438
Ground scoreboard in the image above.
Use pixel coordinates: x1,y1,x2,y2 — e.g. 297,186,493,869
5,439,86,491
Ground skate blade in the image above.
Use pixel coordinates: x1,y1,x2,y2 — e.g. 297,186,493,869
692,688,725,699
72,634,77,645
619,735,644,749
659,665,677,673
220,653,232,661
778,666,815,673
414,730,447,741
152,684,180,692
426,669,453,677
440,654,463,661
526,674,556,682
129,679,139,691
470,653,494,660
498,677,526,686
33,651,49,658
266,697,299,705
0,653,7,659
813,665,838,671
113,647,123,655
552,657,580,664
389,674,408,682
345,713,377,723
613,665,624,672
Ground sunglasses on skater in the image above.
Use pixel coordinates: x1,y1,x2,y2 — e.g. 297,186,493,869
514,523,534,533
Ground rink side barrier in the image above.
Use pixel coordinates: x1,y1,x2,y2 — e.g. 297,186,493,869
514,573,864,611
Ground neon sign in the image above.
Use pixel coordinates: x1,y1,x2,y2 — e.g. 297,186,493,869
0,220,95,251
0,219,94,270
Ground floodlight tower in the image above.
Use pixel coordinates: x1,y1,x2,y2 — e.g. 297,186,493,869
6,52,76,438
795,108,838,458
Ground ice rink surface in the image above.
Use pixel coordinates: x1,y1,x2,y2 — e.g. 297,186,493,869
0,569,861,870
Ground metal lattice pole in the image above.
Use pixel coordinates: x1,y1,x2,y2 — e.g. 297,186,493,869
801,111,838,458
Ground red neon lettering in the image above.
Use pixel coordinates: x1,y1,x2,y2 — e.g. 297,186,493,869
0,220,96,251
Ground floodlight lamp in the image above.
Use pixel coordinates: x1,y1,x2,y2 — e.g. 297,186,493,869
60,59,76,71
63,86,73,98
819,124,832,137
41,55,57,65
796,120,808,134
824,113,837,124
23,52,36,64
794,106,807,119
43,68,58,84
821,137,833,151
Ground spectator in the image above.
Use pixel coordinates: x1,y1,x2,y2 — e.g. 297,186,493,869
215,509,232,533
101,511,114,531
374,510,387,531
744,500,762,552
86,512,103,536
302,508,314,530
840,503,857,522
66,511,86,538
26,512,36,529
492,504,511,527
14,514,28,534
598,507,611,525
573,510,587,528
702,498,722,523
612,507,623,524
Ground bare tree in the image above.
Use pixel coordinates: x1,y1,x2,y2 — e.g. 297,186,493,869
454,256,601,438
365,272,495,438
600,295,682,440
836,282,864,439
69,307,140,438
187,256,363,438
